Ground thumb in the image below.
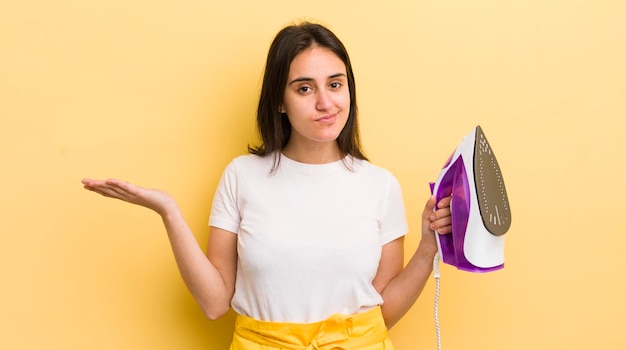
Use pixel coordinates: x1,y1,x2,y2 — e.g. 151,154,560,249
422,195,437,220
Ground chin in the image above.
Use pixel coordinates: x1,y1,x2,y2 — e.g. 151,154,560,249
314,133,342,143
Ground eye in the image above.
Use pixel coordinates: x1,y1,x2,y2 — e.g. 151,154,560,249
330,82,342,89
298,86,312,93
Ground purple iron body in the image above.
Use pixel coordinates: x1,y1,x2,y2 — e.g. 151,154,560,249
431,125,511,273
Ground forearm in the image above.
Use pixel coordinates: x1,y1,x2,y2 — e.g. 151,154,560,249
81,178,233,319
160,207,232,320
380,239,438,329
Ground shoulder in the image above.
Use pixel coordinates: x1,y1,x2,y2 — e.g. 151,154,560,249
351,158,405,199
225,153,275,173
215,154,275,195
350,158,399,182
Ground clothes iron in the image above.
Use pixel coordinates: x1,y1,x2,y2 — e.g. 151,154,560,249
430,125,511,272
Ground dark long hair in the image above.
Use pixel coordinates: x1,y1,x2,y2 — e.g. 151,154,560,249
248,22,367,166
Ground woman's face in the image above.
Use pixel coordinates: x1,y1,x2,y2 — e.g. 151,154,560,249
280,46,350,151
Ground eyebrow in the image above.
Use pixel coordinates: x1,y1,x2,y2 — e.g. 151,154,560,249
288,73,347,86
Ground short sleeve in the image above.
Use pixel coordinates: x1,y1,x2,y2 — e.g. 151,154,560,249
379,172,409,245
208,160,241,234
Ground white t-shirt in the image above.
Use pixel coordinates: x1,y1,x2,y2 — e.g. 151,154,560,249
209,153,408,323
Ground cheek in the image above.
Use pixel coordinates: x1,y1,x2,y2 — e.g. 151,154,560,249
338,90,351,109
282,95,308,115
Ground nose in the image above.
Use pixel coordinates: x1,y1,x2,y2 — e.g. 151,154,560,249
316,89,332,111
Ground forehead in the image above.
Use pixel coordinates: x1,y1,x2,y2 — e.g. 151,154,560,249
288,46,347,79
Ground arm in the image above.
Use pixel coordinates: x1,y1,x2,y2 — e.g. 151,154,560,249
374,195,452,329
81,178,237,320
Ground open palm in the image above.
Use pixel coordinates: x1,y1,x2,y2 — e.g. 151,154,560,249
81,178,176,216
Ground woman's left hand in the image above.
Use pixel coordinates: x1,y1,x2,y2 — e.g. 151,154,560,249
421,195,452,243
418,195,452,256
430,195,452,234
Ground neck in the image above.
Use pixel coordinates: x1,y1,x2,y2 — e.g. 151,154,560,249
282,141,342,164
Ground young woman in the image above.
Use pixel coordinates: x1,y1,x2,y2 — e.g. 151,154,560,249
82,22,452,349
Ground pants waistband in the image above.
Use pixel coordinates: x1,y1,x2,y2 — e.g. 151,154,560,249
232,306,389,349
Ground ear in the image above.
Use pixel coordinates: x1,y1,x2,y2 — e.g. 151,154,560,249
279,105,286,113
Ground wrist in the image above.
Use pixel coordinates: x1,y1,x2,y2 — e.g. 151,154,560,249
416,238,438,261
157,199,181,220
149,191,177,216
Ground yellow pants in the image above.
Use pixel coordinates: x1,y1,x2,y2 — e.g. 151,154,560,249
230,306,395,350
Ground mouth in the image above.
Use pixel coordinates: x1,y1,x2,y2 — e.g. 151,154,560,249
315,113,337,123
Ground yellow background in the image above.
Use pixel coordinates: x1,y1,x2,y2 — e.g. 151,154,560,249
2,1,625,349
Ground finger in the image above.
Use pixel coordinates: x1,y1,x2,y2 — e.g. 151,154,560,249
437,195,452,209
82,178,127,197
107,185,130,198
106,179,140,196
83,179,131,199
82,178,107,187
433,215,452,228
430,214,452,233
83,185,119,199
426,195,437,211
422,195,437,219
430,207,451,221
434,223,452,235
90,178,137,199
105,178,124,187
